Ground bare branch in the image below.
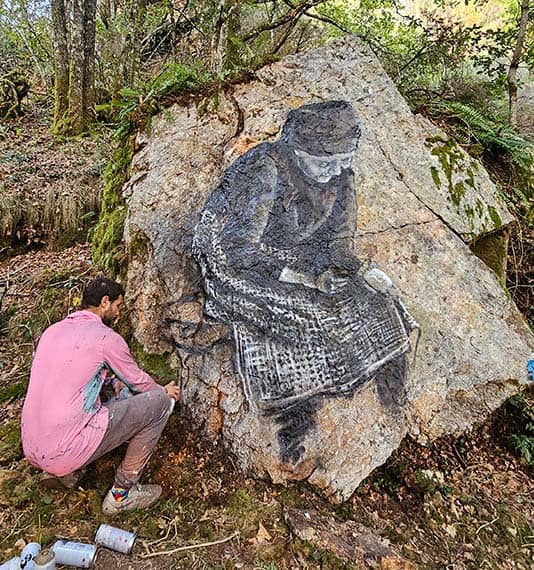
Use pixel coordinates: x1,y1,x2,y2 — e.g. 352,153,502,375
242,0,323,42
302,9,351,35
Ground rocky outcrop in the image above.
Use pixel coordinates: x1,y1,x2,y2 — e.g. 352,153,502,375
122,36,534,501
284,508,416,569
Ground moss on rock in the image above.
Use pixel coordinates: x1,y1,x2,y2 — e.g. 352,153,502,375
427,137,465,206
426,137,505,237
130,338,179,383
91,141,133,275
470,228,510,283
487,205,502,229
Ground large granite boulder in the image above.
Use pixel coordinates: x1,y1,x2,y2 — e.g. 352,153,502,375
122,36,534,501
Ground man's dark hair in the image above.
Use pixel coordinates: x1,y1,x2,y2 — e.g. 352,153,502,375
82,278,125,309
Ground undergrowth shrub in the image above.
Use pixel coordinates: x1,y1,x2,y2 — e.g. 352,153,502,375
507,394,534,466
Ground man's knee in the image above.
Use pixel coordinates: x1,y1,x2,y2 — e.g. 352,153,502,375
142,389,172,422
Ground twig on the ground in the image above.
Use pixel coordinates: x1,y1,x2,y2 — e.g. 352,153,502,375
139,530,239,559
475,517,499,535
1,264,28,280
465,462,492,471
140,516,180,551
48,267,92,288
18,323,36,351
452,443,466,469
0,511,28,545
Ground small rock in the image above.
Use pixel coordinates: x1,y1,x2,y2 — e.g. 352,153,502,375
285,507,414,567
14,538,26,550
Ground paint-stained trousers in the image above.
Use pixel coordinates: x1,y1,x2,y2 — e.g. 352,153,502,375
85,388,172,488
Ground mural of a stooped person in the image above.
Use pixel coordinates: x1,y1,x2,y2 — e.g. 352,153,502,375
193,100,418,463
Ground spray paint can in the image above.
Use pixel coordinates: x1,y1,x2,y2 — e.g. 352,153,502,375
0,557,20,570
19,542,41,569
95,524,136,554
51,541,96,568
33,549,55,570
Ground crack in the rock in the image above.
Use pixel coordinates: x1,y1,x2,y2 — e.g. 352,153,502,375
356,218,437,237
374,142,474,241
225,87,245,142
306,462,321,482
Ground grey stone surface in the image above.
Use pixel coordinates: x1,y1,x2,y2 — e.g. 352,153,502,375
123,36,534,501
284,507,416,568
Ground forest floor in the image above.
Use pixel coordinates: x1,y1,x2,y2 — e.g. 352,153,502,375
1,102,534,570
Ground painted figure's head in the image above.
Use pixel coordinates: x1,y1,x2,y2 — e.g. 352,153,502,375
281,100,361,183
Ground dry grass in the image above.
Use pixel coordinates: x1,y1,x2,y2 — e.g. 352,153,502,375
0,102,112,252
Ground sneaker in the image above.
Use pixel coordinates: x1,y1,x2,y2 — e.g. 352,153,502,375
102,483,162,515
40,469,83,490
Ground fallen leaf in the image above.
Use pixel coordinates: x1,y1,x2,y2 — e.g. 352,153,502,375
249,521,272,545
443,523,457,538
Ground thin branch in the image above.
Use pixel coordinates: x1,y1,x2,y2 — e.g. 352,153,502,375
140,530,240,558
394,43,430,78
475,517,499,535
175,0,207,38
302,9,351,34
242,0,322,42
273,18,300,54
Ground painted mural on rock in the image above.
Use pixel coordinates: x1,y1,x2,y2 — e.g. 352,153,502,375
192,100,419,463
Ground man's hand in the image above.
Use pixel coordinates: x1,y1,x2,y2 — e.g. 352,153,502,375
165,381,181,401
112,379,126,398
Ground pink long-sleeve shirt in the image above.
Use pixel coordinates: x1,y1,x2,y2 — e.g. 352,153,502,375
21,310,161,476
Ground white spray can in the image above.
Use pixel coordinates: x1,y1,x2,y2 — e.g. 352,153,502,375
51,541,96,568
19,542,41,569
33,549,55,570
95,524,136,554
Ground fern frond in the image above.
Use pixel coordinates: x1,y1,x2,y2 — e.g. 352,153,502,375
428,99,533,207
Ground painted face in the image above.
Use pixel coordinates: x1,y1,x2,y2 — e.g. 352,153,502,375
102,295,123,326
294,149,353,183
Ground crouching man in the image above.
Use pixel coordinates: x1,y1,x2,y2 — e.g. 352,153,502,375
21,277,180,515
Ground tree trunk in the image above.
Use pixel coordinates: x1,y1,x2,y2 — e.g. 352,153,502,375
82,0,97,125
51,0,70,126
52,0,97,135
211,0,240,75
507,0,530,126
68,0,85,134
211,0,226,74
120,0,146,87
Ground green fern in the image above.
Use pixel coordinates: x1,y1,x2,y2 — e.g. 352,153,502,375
96,63,211,141
510,430,534,465
430,100,533,162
